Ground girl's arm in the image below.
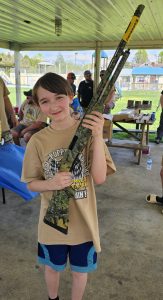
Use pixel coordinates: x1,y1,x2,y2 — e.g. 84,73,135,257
82,111,107,185
28,172,73,192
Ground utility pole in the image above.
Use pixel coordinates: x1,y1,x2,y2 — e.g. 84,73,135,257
75,52,78,70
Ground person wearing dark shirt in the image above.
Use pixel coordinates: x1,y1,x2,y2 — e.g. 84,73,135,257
67,72,76,96
155,90,163,144
78,70,93,109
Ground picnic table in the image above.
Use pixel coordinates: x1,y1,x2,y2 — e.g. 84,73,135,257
104,109,155,165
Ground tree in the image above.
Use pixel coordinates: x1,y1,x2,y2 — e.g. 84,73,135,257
0,52,14,76
30,53,44,68
133,49,148,65
158,51,163,64
20,55,31,69
124,61,132,68
1,52,14,66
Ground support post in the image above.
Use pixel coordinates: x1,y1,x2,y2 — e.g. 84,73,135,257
93,42,100,95
14,50,21,107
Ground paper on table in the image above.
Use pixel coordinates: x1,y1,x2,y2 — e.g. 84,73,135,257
103,113,113,121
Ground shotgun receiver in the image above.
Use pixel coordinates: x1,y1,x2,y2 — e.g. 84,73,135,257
44,4,145,234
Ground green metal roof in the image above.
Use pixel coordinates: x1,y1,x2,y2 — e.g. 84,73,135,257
0,0,162,51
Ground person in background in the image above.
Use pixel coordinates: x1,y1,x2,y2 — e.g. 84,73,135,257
21,72,116,300
67,72,83,117
71,95,83,119
99,70,116,143
99,70,116,114
155,90,163,144
67,72,76,96
78,70,93,109
11,89,47,145
0,76,17,144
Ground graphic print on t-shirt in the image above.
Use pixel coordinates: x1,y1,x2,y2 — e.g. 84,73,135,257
23,106,37,124
43,148,89,199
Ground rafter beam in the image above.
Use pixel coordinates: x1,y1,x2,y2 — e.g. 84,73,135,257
0,39,163,51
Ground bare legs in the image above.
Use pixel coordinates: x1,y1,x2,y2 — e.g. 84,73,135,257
45,266,88,300
45,266,60,299
71,272,87,300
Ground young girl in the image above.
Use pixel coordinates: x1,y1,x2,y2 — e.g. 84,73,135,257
21,72,116,300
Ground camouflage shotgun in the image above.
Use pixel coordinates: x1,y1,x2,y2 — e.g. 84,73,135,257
44,4,145,234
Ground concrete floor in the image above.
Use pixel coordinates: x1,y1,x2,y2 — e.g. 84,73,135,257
1,142,163,300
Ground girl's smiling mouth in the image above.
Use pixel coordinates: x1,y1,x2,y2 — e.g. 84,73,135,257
51,111,62,115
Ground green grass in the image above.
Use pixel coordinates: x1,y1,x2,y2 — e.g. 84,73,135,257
113,90,160,133
113,132,158,143
8,86,28,107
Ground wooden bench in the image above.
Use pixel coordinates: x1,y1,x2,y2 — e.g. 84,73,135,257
106,141,149,164
106,141,149,150
113,128,156,134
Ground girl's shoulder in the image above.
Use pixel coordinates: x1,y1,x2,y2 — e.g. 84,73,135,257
30,125,51,142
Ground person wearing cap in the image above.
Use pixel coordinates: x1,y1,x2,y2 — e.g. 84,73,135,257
0,76,17,144
67,72,83,117
67,72,76,96
11,89,47,145
78,70,93,109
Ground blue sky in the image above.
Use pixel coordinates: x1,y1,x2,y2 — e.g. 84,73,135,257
0,48,161,64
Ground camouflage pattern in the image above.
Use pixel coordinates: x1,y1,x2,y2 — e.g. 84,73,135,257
2,130,14,144
44,5,145,234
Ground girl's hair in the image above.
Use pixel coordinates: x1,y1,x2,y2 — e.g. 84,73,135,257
32,72,73,105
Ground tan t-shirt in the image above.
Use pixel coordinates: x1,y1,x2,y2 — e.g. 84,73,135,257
0,77,10,132
20,101,47,125
22,123,116,252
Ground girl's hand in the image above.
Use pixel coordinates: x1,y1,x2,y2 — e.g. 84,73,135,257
82,111,104,138
47,172,73,191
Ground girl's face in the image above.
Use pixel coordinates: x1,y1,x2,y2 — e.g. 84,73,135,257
37,86,73,123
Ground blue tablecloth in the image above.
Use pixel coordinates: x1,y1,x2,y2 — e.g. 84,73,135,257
0,143,38,201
